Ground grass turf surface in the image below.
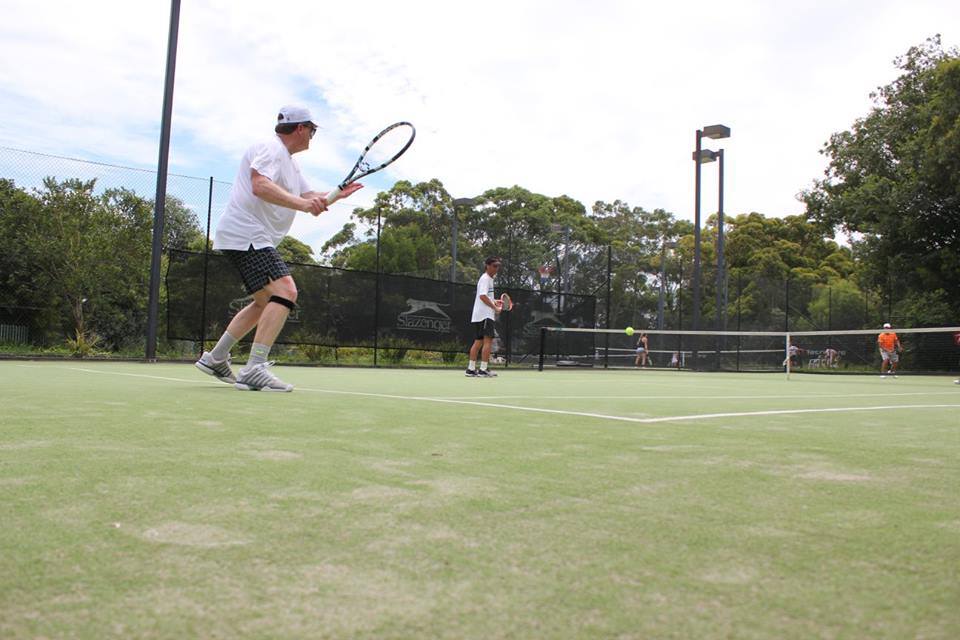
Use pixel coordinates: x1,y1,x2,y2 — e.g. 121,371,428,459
1,361,959,639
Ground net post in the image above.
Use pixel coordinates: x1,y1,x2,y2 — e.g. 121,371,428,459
538,327,547,372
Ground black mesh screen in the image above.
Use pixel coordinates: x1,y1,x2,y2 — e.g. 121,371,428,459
165,249,596,358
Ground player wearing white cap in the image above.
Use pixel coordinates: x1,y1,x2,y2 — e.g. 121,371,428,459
195,105,362,391
877,322,902,378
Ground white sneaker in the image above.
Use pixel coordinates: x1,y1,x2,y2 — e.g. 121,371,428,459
954,379,959,385
234,362,294,392
195,351,236,384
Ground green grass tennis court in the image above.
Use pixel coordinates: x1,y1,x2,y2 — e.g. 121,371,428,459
2,361,959,639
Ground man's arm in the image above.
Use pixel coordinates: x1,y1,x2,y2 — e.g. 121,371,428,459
251,171,325,215
302,183,364,205
479,294,498,310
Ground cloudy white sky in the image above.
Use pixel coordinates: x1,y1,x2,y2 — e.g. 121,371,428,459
1,0,957,255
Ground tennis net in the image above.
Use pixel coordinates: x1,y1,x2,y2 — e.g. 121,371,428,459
536,326,960,375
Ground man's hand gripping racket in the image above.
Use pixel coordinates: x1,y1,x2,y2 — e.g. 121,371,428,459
494,293,514,315
324,122,416,207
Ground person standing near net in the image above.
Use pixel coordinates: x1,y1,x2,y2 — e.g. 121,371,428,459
877,323,902,378
634,332,650,367
465,257,502,378
195,105,362,391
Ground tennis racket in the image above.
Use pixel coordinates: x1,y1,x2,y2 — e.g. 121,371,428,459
325,122,416,205
495,293,513,313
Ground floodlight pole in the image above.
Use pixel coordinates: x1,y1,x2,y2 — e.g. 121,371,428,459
715,148,725,335
692,129,704,367
691,124,730,370
145,0,181,361
715,149,725,367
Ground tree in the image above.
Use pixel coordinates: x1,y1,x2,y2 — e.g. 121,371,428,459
803,35,960,317
277,236,317,264
0,178,169,349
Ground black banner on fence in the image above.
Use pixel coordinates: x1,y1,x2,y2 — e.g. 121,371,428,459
165,249,596,360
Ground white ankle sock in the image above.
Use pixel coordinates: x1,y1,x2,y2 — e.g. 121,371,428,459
210,332,238,361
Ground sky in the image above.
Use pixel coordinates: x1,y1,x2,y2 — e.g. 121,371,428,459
1,0,958,256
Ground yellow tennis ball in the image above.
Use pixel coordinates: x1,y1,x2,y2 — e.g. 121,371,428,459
625,327,634,336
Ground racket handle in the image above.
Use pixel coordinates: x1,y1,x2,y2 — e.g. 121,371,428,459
325,186,343,206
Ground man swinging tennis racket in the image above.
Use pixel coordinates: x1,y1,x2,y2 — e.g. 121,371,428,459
195,105,362,391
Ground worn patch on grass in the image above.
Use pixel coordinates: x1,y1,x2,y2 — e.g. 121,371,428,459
741,524,798,538
640,444,702,452
271,487,328,501
796,470,873,482
364,459,416,477
408,476,495,499
908,456,946,467
622,482,673,496
0,440,51,451
196,420,224,428
351,485,417,501
698,565,758,585
138,522,250,547
0,476,34,486
365,522,479,552
935,520,960,532
244,450,303,461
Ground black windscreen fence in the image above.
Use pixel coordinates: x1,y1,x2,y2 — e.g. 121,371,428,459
166,249,596,363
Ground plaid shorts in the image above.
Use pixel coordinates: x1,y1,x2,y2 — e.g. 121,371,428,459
221,245,291,295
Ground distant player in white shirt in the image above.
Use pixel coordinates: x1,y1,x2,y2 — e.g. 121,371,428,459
465,257,502,378
195,105,362,391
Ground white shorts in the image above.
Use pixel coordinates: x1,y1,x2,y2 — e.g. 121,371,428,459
880,349,899,363
636,347,646,354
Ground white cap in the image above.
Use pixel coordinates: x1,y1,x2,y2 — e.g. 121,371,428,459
276,105,317,127
883,322,892,329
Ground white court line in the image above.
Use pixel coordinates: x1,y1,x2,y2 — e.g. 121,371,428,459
636,405,960,424
437,392,959,401
50,365,960,426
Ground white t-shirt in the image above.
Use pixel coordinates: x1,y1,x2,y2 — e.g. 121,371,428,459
472,272,496,322
213,136,311,250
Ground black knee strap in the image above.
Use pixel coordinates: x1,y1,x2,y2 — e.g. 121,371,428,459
268,295,297,311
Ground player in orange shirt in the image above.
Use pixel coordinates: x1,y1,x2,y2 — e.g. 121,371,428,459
877,322,902,378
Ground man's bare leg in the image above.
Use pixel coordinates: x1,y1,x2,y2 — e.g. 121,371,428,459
244,276,298,370
223,292,269,341
197,290,271,384
466,339,484,374
478,336,494,374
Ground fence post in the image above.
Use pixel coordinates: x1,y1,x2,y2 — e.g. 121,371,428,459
198,176,213,355
677,259,683,369
736,274,742,372
538,327,547,371
828,286,833,350
373,207,381,367
604,244,611,369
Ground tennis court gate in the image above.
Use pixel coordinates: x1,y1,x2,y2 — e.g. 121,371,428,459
165,249,597,366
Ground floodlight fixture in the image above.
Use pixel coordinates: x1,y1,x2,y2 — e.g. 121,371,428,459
701,124,731,139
